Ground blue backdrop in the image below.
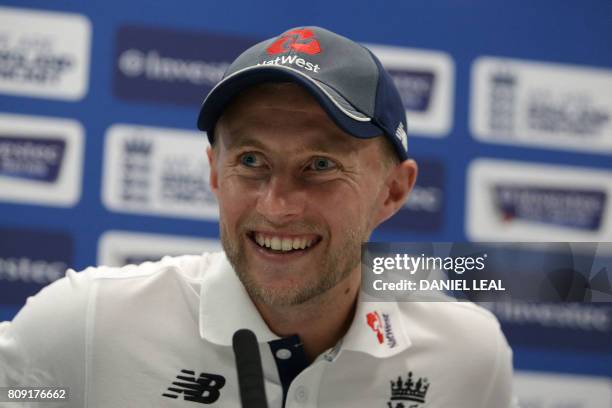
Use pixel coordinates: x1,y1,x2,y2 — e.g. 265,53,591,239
0,0,611,402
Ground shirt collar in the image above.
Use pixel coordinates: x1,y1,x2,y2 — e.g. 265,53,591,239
199,252,279,346
199,253,412,358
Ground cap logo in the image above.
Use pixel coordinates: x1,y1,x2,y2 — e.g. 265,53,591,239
266,29,321,55
395,122,408,151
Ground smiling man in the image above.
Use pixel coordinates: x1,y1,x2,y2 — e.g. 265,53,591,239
207,81,414,362
0,27,515,407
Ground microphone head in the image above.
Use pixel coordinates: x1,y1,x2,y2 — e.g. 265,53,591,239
232,328,258,353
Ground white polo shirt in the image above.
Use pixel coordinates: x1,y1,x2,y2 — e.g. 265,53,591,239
0,252,515,407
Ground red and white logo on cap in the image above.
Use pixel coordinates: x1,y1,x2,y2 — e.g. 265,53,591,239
267,28,321,55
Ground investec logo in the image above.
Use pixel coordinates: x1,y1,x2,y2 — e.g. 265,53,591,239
0,256,66,284
118,49,228,86
0,6,91,100
114,26,255,105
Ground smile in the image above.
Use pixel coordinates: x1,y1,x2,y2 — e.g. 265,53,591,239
248,231,321,253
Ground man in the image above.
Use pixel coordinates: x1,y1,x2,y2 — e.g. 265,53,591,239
0,27,514,407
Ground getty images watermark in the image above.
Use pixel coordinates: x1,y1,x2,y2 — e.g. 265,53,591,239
361,243,612,302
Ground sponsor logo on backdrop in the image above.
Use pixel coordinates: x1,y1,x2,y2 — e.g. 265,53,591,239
0,136,66,182
0,6,91,100
0,227,72,306
467,159,612,241
114,25,256,106
494,186,606,231
485,303,611,352
366,44,454,137
97,231,221,267
0,113,84,207
471,57,612,154
381,158,444,232
514,371,612,408
102,124,218,220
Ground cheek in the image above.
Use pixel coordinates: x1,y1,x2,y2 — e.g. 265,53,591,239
216,177,258,226
309,182,371,225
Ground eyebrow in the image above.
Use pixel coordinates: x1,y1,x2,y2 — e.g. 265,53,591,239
223,132,360,156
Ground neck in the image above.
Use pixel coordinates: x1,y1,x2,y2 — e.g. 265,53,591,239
254,269,361,362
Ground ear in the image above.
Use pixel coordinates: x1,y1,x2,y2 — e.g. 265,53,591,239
206,146,219,196
373,159,418,228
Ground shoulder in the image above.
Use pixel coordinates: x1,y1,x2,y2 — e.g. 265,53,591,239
399,300,508,356
90,251,225,282
0,252,226,385
397,301,513,406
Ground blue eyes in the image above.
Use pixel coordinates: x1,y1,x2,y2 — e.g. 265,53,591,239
239,153,337,172
240,152,260,167
310,157,336,171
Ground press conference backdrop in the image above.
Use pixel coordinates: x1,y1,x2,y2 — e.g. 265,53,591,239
0,0,611,405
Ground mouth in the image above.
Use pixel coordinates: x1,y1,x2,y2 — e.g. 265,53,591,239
246,231,322,255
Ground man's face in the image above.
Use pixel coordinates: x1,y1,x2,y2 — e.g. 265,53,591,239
208,83,399,307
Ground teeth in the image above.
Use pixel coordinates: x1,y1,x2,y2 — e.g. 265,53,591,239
271,237,281,250
256,234,265,247
254,233,316,252
282,238,293,251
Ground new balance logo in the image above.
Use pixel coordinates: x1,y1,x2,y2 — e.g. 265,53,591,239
395,122,408,151
162,369,226,404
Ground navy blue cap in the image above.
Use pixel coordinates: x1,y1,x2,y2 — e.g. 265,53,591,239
197,26,408,161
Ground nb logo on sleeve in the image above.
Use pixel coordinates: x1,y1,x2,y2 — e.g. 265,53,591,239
162,369,226,404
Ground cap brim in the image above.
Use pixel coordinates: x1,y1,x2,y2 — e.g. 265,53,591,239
197,65,384,142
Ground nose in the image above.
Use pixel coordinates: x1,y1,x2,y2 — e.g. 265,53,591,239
256,174,306,224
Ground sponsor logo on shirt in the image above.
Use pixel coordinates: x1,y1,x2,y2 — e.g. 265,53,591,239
0,227,72,306
0,6,91,100
102,124,218,220
113,25,255,106
367,311,385,344
467,159,612,241
162,369,226,404
366,311,397,348
0,113,84,207
367,44,454,137
387,371,430,407
471,57,612,154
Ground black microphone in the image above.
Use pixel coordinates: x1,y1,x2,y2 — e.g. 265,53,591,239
232,329,269,408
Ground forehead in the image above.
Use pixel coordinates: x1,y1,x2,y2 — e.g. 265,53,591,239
215,83,367,154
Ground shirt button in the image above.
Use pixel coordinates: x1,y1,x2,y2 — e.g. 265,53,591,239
294,385,308,403
275,348,292,360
